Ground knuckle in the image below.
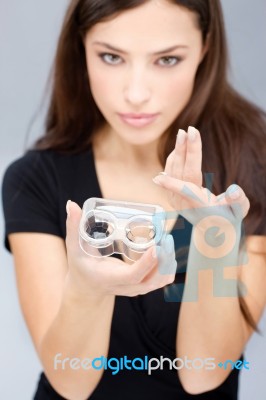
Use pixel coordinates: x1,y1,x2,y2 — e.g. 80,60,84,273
168,274,176,285
136,285,149,295
128,292,138,297
145,283,158,293
159,277,171,288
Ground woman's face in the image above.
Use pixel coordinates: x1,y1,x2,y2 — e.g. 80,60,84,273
84,0,207,146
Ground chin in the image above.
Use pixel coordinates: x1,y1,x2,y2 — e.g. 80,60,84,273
124,135,161,146
116,127,164,144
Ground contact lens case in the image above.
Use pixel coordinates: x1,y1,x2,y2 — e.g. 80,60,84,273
79,197,166,261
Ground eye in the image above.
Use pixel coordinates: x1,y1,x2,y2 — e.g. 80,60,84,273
157,56,182,67
99,53,122,65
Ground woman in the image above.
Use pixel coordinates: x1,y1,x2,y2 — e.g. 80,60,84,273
2,0,266,399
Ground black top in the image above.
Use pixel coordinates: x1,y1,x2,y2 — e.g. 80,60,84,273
2,147,246,399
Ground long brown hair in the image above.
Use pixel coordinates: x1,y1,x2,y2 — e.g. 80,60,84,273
34,0,266,332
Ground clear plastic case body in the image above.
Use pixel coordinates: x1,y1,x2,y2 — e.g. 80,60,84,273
79,198,166,261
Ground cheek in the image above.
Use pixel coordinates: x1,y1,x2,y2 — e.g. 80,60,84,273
162,67,198,109
162,75,194,109
90,77,107,102
87,63,116,105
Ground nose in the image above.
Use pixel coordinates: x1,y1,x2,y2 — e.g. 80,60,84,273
124,68,151,106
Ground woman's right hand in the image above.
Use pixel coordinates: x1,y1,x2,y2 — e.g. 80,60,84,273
65,201,177,298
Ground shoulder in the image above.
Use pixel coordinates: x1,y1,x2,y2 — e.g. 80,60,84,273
2,150,58,207
3,149,56,183
3,147,89,173
2,149,86,251
3,146,94,186
2,146,97,252
2,149,63,216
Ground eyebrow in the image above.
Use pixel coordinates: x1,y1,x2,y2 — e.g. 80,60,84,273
92,41,189,55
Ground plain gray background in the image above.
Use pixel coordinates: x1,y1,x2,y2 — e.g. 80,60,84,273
0,0,265,398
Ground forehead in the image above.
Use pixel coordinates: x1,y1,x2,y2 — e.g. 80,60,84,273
85,1,201,50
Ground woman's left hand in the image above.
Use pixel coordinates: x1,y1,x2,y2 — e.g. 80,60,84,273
152,126,250,230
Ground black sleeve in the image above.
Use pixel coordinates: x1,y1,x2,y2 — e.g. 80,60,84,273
1,150,63,253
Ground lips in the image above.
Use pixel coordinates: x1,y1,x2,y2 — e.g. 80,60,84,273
118,113,159,127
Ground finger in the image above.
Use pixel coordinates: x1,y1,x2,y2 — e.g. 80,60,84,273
136,264,176,295
172,129,187,179
164,130,187,179
183,126,202,186
164,149,175,176
65,200,83,254
152,174,204,205
124,245,158,285
130,267,176,296
156,234,177,275
225,185,250,219
128,235,177,295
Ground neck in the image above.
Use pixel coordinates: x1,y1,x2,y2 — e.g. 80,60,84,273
92,124,162,170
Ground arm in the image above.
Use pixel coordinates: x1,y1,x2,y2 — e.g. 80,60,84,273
9,201,176,400
10,233,115,400
176,233,266,394
152,126,266,394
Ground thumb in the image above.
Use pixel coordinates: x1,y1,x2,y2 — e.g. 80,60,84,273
225,185,250,220
66,200,83,253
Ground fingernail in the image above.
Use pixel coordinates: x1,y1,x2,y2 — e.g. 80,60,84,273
66,200,71,217
229,186,240,199
188,126,197,142
153,173,166,185
177,129,187,145
152,177,162,186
